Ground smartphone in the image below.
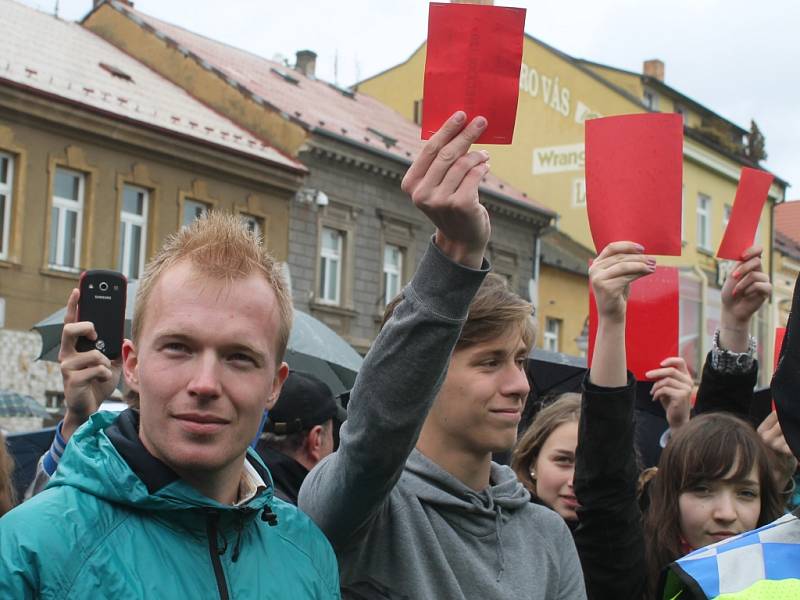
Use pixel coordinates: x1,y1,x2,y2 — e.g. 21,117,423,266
76,270,127,359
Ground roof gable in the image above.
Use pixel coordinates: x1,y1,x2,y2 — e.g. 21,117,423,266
0,0,301,170
92,0,551,216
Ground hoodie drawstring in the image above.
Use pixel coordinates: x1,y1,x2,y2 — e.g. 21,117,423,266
494,505,506,582
231,516,244,563
260,505,279,526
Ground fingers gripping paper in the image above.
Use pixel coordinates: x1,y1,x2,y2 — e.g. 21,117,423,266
588,267,680,380
717,167,774,260
585,114,683,255
422,2,526,144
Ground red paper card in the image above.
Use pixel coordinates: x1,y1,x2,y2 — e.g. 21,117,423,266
588,266,679,380
421,2,526,144
774,327,787,373
585,113,683,255
717,168,774,259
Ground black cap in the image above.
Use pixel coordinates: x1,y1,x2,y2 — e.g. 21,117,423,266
265,371,346,435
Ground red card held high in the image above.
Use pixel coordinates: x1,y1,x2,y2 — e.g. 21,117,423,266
588,266,680,380
585,113,683,256
774,327,787,373
421,2,526,144
717,167,774,260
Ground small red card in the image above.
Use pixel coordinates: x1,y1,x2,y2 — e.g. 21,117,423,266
421,2,526,144
588,266,680,380
717,168,774,260
585,113,683,256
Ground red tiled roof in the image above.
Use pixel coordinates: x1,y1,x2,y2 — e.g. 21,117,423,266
105,1,552,217
776,201,800,246
0,0,303,171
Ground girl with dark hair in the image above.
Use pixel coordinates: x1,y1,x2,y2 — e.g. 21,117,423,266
644,412,783,598
515,242,788,599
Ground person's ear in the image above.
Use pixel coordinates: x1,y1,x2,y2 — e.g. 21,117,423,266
266,362,290,410
306,425,324,463
122,339,140,393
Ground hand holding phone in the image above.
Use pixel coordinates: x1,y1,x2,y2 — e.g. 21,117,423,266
76,270,127,359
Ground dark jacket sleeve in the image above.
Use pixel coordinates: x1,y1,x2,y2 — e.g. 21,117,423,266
694,351,760,425
574,373,646,600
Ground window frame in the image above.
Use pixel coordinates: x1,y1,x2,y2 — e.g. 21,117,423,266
543,317,561,353
0,151,15,260
383,243,404,307
118,183,150,280
49,166,85,272
696,193,712,251
319,226,343,305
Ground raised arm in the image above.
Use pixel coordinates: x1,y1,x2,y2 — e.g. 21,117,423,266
695,246,770,421
298,112,491,548
26,288,122,498
574,241,653,599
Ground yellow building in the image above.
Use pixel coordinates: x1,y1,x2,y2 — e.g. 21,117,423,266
358,32,788,379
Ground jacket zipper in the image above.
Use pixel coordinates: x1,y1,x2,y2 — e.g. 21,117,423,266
206,512,230,600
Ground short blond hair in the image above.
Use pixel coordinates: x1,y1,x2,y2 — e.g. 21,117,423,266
133,211,293,364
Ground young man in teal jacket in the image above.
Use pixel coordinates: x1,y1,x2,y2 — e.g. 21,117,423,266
0,212,340,598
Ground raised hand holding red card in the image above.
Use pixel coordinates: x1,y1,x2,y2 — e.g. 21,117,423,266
717,167,774,260
585,113,683,255
421,2,526,145
589,266,680,380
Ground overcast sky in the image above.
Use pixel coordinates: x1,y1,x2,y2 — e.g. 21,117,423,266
16,0,800,195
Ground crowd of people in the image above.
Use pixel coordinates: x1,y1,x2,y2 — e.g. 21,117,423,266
0,111,799,599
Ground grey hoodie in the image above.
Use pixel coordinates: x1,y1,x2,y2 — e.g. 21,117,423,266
299,240,586,599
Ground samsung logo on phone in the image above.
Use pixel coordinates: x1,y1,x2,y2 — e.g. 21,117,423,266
93,295,113,300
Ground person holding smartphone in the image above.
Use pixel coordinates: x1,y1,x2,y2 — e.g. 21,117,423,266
0,211,340,598
25,287,125,498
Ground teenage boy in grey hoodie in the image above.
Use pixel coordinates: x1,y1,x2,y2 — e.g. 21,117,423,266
299,112,586,600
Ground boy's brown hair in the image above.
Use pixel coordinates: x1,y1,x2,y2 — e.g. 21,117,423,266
132,211,293,364
383,273,536,351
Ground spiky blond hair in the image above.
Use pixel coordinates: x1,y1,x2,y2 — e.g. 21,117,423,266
132,211,293,364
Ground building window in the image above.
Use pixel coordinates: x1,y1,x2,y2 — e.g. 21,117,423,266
697,194,711,251
675,104,688,126
241,212,263,236
0,152,14,260
319,227,343,304
643,89,659,111
543,317,561,353
119,184,148,280
413,99,423,125
49,167,84,271
723,204,732,232
572,178,586,207
182,198,210,226
681,184,686,242
679,271,703,378
45,391,65,412
383,244,404,306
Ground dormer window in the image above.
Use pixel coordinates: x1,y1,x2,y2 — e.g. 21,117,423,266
643,89,658,111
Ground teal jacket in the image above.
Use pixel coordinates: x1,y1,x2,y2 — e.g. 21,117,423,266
0,410,340,599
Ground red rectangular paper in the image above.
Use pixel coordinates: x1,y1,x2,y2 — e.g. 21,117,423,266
421,2,526,144
774,327,787,373
717,168,774,259
585,113,683,255
588,266,679,380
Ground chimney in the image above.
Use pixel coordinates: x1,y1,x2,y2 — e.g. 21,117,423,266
295,50,317,78
643,59,665,82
